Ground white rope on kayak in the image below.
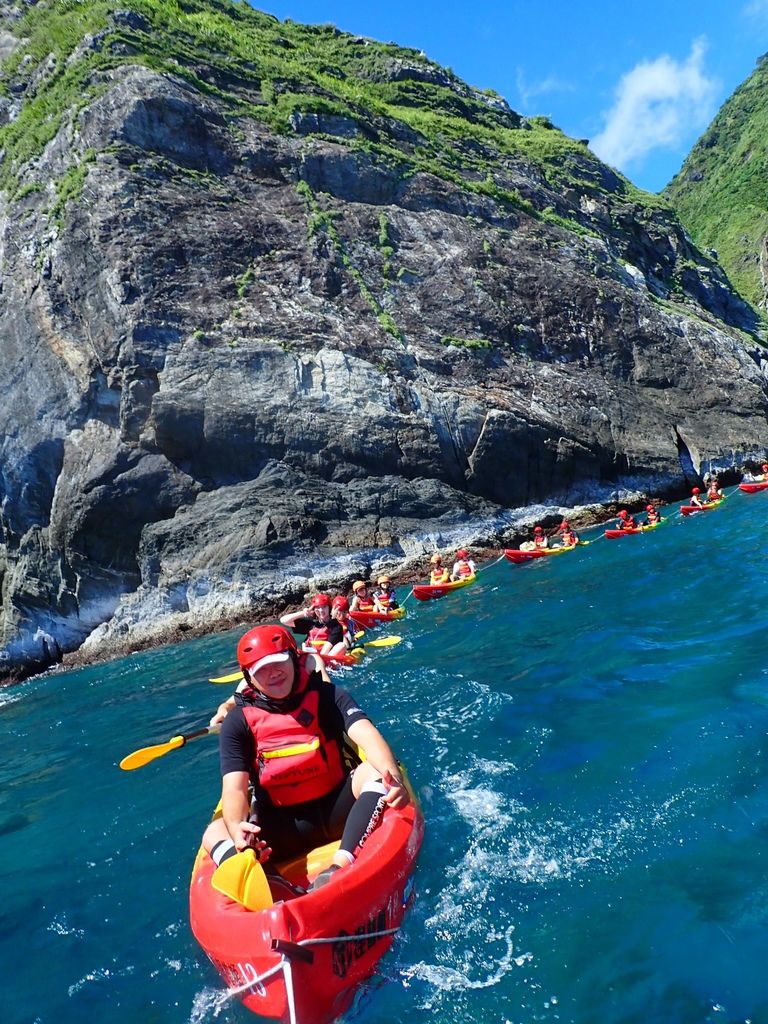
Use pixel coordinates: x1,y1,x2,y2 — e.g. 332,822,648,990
400,587,415,606
297,925,401,947
218,924,402,1009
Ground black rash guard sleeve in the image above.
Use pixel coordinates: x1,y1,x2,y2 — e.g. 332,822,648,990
219,706,255,776
317,683,370,741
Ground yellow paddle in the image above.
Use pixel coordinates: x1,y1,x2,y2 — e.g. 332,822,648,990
208,670,242,684
119,725,219,770
211,849,273,911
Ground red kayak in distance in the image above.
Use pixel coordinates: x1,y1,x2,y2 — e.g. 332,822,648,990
302,647,365,669
350,607,405,628
504,544,576,563
739,481,768,493
604,521,663,538
680,498,725,516
412,574,476,601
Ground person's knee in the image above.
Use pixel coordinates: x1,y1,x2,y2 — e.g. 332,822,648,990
351,761,381,796
202,819,228,854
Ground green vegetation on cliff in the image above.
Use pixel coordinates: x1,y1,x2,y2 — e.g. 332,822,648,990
0,0,664,228
666,56,768,309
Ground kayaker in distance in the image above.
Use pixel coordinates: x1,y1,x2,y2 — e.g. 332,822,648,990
558,520,579,546
429,553,450,584
689,486,705,508
201,625,409,890
349,579,382,614
616,509,637,530
450,549,476,581
280,593,346,657
519,525,548,552
372,574,399,610
706,478,724,502
645,503,661,524
330,595,356,653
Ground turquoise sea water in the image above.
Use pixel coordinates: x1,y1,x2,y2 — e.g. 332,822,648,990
3,489,768,1024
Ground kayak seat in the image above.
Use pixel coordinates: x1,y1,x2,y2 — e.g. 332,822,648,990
275,839,341,890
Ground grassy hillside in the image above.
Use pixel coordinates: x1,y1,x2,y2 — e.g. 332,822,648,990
666,56,768,309
0,0,664,226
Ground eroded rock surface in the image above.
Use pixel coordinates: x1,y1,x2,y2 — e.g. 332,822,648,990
2,3,767,677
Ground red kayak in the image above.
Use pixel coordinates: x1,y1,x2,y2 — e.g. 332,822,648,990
680,497,725,516
604,521,662,538
313,648,365,669
504,544,576,563
190,789,424,1024
739,481,768,493
350,607,405,628
412,574,476,601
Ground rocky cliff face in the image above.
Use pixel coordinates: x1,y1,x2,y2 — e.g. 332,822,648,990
2,0,768,678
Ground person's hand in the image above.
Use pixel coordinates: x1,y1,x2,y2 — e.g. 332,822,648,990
234,820,272,861
209,703,229,729
382,769,410,809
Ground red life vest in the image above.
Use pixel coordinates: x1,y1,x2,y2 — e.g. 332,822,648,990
306,623,331,651
354,595,376,612
455,560,473,578
241,664,346,806
375,589,392,609
430,568,449,585
706,490,719,502
533,537,547,549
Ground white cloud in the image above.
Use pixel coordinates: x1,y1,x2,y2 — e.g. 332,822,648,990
591,38,718,172
515,68,573,111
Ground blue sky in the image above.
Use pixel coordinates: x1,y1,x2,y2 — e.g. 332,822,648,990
254,0,768,193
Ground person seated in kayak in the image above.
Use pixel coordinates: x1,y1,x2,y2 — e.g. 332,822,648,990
349,580,382,614
616,509,637,530
689,486,705,508
330,595,356,654
762,463,768,481
372,575,399,611
280,593,345,657
429,553,450,584
533,526,548,548
450,549,476,580
645,503,661,525
201,625,409,890
558,521,579,547
705,479,723,502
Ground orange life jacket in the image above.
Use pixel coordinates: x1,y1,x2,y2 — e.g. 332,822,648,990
241,663,346,806
430,567,449,585
455,560,473,578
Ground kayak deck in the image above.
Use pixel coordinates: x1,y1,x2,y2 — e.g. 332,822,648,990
412,574,476,601
504,544,576,563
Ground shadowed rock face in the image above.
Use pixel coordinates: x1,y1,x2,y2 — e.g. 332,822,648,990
1,6,768,677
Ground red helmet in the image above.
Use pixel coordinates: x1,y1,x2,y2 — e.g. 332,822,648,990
646,504,654,511
311,593,331,608
332,595,349,611
559,520,569,529
619,510,628,518
692,487,700,495
237,625,297,672
762,464,768,471
456,549,468,559
534,526,543,533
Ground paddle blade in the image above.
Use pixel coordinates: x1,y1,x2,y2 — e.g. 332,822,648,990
363,635,402,649
211,850,273,911
119,735,184,771
209,671,242,684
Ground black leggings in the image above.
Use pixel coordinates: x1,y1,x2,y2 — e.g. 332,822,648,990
252,775,358,861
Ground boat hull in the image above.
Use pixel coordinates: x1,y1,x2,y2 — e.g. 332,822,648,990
412,574,476,601
190,798,424,1024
